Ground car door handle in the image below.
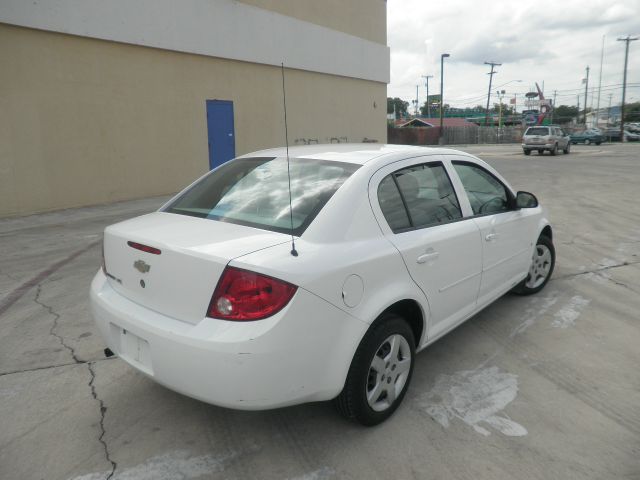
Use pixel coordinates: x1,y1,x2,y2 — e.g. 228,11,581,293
485,233,499,242
417,252,440,264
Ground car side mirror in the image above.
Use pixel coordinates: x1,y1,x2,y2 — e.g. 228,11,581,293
516,191,538,209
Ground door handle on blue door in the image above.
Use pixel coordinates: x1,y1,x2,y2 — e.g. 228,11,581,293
417,251,439,264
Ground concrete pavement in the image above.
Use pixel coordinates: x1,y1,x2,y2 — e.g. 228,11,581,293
1,143,639,480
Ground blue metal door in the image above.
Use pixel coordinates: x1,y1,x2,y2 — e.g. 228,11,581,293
206,100,235,170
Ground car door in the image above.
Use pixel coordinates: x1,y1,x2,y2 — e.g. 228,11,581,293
370,156,483,341
449,160,533,307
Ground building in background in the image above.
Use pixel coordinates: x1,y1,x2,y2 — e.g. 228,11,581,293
0,0,389,216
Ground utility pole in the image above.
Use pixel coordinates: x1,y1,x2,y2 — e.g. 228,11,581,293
607,93,613,126
576,94,580,125
484,61,501,126
422,75,433,117
583,66,590,125
596,35,605,129
415,85,419,116
618,35,638,140
439,53,450,142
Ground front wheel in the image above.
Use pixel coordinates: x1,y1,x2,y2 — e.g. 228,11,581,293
550,144,558,156
512,235,555,295
585,139,591,145
563,143,570,154
523,149,531,156
334,314,415,426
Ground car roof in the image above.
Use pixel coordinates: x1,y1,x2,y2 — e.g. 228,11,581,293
236,144,461,165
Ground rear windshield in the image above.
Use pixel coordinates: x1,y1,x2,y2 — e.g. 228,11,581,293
525,127,549,136
164,157,360,236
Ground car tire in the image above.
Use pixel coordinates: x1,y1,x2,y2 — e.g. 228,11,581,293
512,235,555,296
563,143,570,154
334,313,415,426
596,142,601,145
550,144,557,156
585,139,591,145
523,149,531,155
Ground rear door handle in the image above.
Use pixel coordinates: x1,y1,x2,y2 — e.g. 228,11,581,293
485,233,499,242
417,252,439,264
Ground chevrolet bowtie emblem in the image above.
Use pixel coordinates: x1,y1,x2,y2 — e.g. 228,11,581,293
133,259,151,273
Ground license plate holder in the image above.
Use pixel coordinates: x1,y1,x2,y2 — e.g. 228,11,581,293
112,325,153,374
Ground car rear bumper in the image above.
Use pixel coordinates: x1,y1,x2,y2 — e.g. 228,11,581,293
522,143,553,149
90,270,368,410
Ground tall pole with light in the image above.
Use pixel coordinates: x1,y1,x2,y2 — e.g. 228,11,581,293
422,75,433,117
439,53,450,142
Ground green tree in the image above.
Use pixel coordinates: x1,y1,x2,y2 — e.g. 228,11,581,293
553,105,579,123
387,97,409,118
623,102,640,122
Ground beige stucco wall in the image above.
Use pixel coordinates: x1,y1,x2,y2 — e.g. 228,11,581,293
0,24,386,217
239,0,387,44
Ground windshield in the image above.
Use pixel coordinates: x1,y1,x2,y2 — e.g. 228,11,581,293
526,127,549,136
164,157,360,236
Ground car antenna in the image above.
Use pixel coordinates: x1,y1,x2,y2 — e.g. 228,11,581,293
281,62,298,257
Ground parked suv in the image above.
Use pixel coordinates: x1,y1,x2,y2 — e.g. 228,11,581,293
522,126,571,155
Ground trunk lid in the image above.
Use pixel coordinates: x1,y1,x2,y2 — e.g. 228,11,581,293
103,212,289,324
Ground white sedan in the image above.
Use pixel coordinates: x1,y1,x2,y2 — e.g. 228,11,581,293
91,144,554,425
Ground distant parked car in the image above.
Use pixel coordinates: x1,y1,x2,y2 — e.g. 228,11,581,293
570,131,603,145
522,126,571,155
604,129,640,142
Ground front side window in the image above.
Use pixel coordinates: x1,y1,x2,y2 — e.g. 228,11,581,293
165,157,359,235
453,162,511,215
378,163,462,232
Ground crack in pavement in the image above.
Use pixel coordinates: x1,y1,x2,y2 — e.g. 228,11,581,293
0,357,113,378
33,283,82,364
88,361,117,480
31,283,117,480
551,260,640,282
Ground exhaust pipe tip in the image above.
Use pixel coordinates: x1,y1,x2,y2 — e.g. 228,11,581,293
104,347,115,358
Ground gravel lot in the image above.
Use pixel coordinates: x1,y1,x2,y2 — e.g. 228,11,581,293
1,143,639,480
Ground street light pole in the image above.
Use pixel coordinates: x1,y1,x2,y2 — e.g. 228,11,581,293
583,65,590,125
422,75,433,117
439,53,450,142
618,35,638,140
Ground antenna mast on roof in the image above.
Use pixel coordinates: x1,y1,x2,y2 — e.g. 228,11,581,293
281,63,298,257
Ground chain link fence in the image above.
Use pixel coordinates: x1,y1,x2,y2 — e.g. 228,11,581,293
388,125,524,146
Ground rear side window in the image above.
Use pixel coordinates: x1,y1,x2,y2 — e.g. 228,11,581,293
378,163,462,233
453,162,511,215
165,157,359,236
526,127,549,136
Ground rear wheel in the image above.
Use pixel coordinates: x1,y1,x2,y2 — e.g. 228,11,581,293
334,313,415,426
523,149,531,156
563,142,570,154
550,144,558,156
512,235,555,295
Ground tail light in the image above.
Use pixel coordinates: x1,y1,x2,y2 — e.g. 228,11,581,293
207,267,297,321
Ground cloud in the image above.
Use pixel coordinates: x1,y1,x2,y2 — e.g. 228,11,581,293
387,0,640,104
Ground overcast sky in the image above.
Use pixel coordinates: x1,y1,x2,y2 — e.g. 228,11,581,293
387,0,640,112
